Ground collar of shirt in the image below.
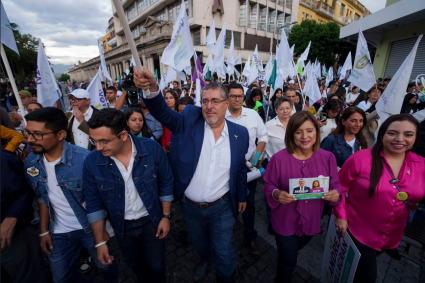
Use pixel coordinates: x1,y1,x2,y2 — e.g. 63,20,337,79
225,108,247,120
204,121,229,146
291,105,297,116
110,135,137,172
272,117,286,128
83,106,93,118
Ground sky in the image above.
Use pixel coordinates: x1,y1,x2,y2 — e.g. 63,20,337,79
3,0,386,67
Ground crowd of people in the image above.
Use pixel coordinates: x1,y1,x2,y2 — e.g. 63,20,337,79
1,65,425,283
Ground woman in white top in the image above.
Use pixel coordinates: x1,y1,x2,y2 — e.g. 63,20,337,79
357,87,381,111
317,99,342,141
347,86,360,105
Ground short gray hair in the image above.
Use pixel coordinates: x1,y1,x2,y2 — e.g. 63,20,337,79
201,82,228,100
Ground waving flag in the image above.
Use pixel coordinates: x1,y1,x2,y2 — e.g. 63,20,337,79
212,22,226,74
248,45,259,84
193,56,206,90
242,54,251,77
206,20,216,51
37,39,61,107
296,41,311,75
1,3,19,55
234,54,242,65
87,67,108,109
339,52,352,80
325,67,333,87
98,40,113,83
226,31,235,76
276,28,294,79
161,0,194,71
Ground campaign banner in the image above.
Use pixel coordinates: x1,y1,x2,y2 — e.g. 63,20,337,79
321,215,361,283
289,176,329,200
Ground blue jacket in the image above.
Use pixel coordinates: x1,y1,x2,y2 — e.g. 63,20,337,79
320,133,361,168
142,91,249,217
83,134,174,237
24,141,92,233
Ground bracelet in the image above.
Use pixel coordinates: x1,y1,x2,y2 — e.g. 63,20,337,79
39,231,50,237
95,241,107,248
272,189,279,201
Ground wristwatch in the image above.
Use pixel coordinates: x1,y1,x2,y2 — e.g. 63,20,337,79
162,214,172,219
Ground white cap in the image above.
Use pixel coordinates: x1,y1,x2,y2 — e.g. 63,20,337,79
69,89,90,99
289,80,295,84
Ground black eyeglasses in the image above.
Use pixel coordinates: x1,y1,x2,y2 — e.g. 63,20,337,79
88,130,125,147
24,130,60,141
68,97,87,102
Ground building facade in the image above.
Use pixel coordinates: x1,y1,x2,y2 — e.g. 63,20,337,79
296,0,370,26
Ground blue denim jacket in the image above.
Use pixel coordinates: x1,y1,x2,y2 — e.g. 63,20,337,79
24,141,92,233
320,133,361,168
83,134,174,237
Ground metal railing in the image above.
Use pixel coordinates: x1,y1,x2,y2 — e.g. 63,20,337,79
313,1,334,18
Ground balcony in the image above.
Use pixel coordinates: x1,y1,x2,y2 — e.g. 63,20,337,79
299,0,314,8
341,16,353,25
313,1,334,19
108,36,117,48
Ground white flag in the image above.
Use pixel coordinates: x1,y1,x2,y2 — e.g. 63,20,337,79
339,52,352,80
264,54,273,82
305,70,322,103
276,28,293,79
376,35,423,122
348,30,376,91
87,67,108,110
326,67,333,87
206,20,216,51
159,69,167,91
37,39,61,107
98,40,113,82
234,68,241,80
314,62,321,79
226,31,235,67
165,66,177,84
234,54,242,65
212,23,226,74
248,45,259,84
296,41,311,75
203,53,212,75
242,54,251,77
161,0,194,71
290,45,295,57
1,3,19,55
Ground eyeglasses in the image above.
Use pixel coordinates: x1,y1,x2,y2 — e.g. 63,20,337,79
24,130,60,141
68,97,87,102
201,99,227,106
229,95,244,101
88,130,125,147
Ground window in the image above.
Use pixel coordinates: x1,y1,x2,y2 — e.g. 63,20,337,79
140,25,146,34
169,7,174,22
249,4,257,29
239,1,247,26
225,30,241,48
193,29,201,46
137,0,148,14
302,12,305,21
268,9,276,33
151,0,159,4
127,4,137,22
259,7,267,31
131,27,139,39
340,4,345,16
156,9,166,22
354,13,360,21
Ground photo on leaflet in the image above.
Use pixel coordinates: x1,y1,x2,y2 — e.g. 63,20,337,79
289,176,329,200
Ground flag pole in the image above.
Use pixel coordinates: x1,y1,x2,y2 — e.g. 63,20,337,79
1,44,27,125
112,0,150,96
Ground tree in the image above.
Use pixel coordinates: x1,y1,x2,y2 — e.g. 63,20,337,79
2,23,38,88
58,74,70,82
288,20,356,68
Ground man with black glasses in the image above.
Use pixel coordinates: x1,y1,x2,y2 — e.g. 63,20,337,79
65,89,98,151
23,107,119,283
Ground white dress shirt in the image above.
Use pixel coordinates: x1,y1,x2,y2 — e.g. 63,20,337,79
357,100,372,111
264,117,286,159
184,122,231,203
72,106,93,149
110,136,148,220
225,108,268,161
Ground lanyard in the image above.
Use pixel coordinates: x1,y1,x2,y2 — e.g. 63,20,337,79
381,157,410,213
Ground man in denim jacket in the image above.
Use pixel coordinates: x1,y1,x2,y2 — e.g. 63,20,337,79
83,109,174,283
24,107,119,283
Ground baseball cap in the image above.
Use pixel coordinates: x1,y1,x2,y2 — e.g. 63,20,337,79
19,90,32,97
289,80,295,84
69,89,90,99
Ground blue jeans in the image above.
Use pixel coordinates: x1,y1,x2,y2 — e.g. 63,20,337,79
181,192,236,281
49,229,119,283
274,232,313,283
115,216,166,283
242,179,258,242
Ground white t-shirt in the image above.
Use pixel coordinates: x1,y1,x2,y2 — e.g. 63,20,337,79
346,137,356,154
43,156,83,234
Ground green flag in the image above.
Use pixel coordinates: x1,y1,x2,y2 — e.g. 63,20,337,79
268,59,277,89
154,69,158,80
206,67,211,80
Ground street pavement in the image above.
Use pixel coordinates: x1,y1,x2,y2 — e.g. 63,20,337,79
83,178,425,283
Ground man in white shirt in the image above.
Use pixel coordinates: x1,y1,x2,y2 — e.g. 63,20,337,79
65,89,98,151
357,87,381,112
105,86,118,108
225,83,268,255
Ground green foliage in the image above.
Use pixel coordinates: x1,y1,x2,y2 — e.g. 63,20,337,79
288,20,356,67
3,23,38,88
58,74,70,82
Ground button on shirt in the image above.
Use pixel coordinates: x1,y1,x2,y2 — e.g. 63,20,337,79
264,117,287,159
72,106,93,149
334,148,425,251
225,108,268,160
110,136,148,220
184,122,231,203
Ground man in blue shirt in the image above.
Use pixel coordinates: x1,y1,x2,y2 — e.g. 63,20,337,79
24,107,119,283
83,108,174,283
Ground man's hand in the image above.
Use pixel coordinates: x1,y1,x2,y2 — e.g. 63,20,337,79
1,217,17,250
156,218,170,239
10,110,23,121
97,244,114,265
275,190,296,204
72,107,85,123
322,189,340,203
334,218,348,237
238,202,247,213
40,233,53,256
133,67,158,93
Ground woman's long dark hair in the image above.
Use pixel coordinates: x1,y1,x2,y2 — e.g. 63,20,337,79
245,89,263,109
331,106,367,149
164,90,179,111
125,108,153,139
369,114,420,197
270,88,282,106
322,99,342,124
